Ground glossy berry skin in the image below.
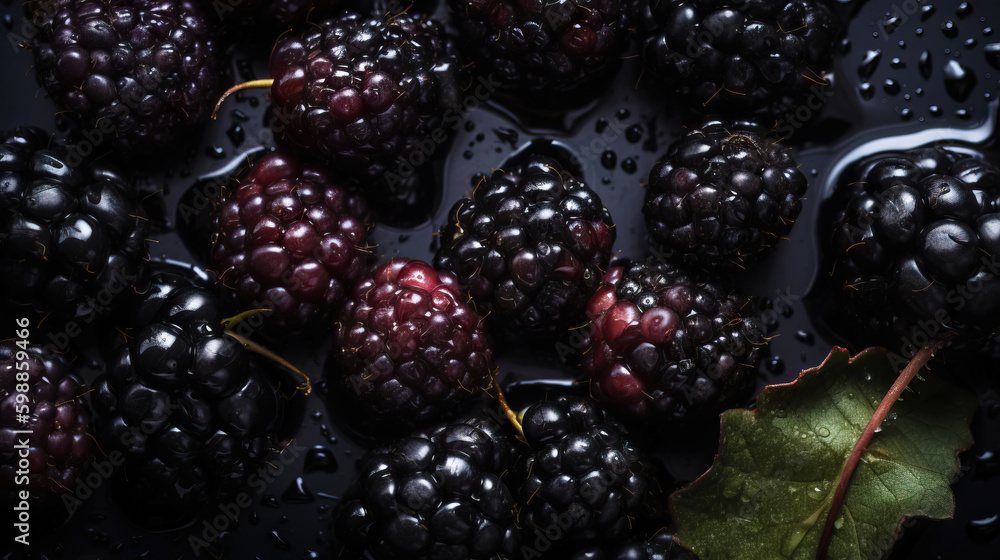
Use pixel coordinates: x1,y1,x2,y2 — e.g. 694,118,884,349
639,0,838,116
449,0,629,94
92,272,283,511
643,118,808,272
571,533,699,560
434,154,616,338
267,12,461,186
0,126,149,321
582,262,763,423
26,0,219,152
211,150,372,332
516,396,664,549
335,259,494,422
0,343,91,494
334,412,521,559
829,148,1000,347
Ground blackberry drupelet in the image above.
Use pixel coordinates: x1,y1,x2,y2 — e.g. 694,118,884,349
0,126,150,321
334,411,521,559
260,12,462,187
571,533,699,560
25,0,219,152
516,395,664,549
211,150,373,332
334,259,494,423
434,151,616,338
643,118,808,272
828,147,1000,348
92,272,284,514
0,343,91,494
582,262,763,423
448,0,630,94
639,0,839,116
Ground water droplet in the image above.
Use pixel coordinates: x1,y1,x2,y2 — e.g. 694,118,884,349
874,426,883,433
475,132,485,142
956,2,971,17
835,516,845,529
766,356,785,375
462,150,474,159
817,427,831,437
965,38,978,48
807,486,824,499
249,511,259,525
800,432,808,438
304,446,339,474
966,515,1000,542
955,108,972,119
900,108,914,120
930,105,943,115
863,371,872,381
944,60,977,100
884,79,901,95
888,412,898,421
898,40,907,48
859,82,875,100
859,50,882,79
626,125,643,143
616,108,630,120
309,410,322,421
601,150,617,169
269,530,291,551
882,14,903,34
205,145,226,160
282,477,315,503
985,43,1000,69
921,4,935,21
262,494,279,508
227,123,245,147
775,408,788,418
942,20,959,38
794,330,815,345
601,176,611,184
595,117,609,133
915,27,924,36
890,57,906,69
621,158,637,174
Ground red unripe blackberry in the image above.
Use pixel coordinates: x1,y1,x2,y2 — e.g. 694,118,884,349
334,259,494,422
582,262,763,423
0,343,91,495
211,150,373,332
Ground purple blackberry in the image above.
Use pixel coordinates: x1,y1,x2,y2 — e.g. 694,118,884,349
582,262,763,423
828,147,1000,350
0,126,150,322
217,12,462,190
333,411,522,559
25,0,219,152
643,118,808,272
448,0,629,94
211,150,373,333
92,271,287,516
0,343,91,494
334,259,494,422
639,0,839,116
516,395,665,550
434,150,616,339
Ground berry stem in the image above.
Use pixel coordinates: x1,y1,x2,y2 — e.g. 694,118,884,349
489,376,525,442
224,331,312,395
211,79,274,119
221,309,271,329
815,333,955,560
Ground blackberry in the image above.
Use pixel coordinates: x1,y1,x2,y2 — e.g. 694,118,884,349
434,150,616,338
448,0,629,94
25,0,219,152
334,259,494,422
639,0,839,116
92,271,286,515
0,126,150,322
643,118,808,272
571,533,699,560
219,12,462,190
582,262,763,423
211,150,373,333
516,395,664,549
828,147,1000,349
0,343,91,494
333,411,522,559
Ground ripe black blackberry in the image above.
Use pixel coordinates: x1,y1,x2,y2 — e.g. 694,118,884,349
334,259,494,423
828,147,1000,349
582,262,763,423
448,0,629,94
434,150,616,339
25,0,219,152
211,150,373,333
571,533,698,560
639,0,839,116
92,271,287,517
218,12,461,190
333,410,522,559
0,126,150,322
516,395,664,550
0,343,91,494
643,118,808,272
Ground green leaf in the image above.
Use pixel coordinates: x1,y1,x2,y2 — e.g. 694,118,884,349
671,347,977,560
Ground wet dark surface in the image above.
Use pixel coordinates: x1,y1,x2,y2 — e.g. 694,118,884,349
0,0,999,558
